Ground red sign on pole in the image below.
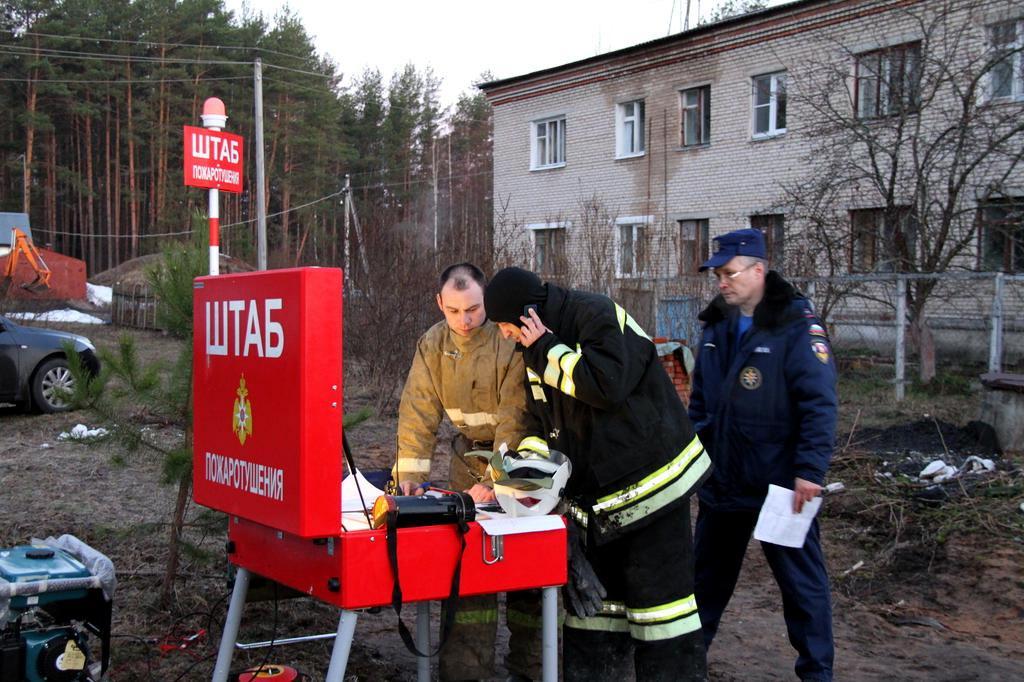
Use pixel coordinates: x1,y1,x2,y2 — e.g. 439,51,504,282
183,125,244,193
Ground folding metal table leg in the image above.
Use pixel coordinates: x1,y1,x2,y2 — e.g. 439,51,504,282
325,610,359,682
212,567,250,682
417,601,431,682
542,585,558,682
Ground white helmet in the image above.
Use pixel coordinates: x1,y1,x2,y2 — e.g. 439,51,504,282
490,449,572,517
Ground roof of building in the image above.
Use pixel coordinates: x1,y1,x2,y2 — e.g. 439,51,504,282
478,0,852,100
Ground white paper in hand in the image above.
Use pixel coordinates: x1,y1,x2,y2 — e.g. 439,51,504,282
753,484,823,548
340,469,386,511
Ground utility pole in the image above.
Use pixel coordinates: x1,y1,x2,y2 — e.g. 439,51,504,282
342,174,351,292
254,58,268,271
432,138,439,263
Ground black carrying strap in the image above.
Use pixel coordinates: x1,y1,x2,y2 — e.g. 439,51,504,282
386,497,471,657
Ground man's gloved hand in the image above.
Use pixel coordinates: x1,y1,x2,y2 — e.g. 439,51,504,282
564,518,607,618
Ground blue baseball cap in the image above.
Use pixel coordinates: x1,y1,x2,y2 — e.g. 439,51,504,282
699,228,767,271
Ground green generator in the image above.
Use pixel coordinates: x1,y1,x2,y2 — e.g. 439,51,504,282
0,539,113,682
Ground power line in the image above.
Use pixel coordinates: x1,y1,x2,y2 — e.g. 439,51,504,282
43,189,346,239
0,75,250,84
3,28,313,63
0,44,333,78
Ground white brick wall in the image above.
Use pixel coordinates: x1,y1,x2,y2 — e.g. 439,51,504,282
484,0,1024,293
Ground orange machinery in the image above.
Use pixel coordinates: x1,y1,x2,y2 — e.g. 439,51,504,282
0,227,51,296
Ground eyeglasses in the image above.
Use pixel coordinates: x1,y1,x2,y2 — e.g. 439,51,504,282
711,263,756,281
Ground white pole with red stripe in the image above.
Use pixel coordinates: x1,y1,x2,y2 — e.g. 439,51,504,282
201,97,227,276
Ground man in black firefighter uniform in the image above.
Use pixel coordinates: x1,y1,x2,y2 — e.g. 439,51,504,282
484,267,712,682
689,228,837,681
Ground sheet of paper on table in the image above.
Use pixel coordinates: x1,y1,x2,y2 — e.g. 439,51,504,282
476,514,564,536
340,469,386,512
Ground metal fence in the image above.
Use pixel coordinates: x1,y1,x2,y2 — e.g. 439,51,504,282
618,272,1024,402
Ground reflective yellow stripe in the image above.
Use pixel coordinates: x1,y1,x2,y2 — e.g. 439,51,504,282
604,451,711,529
627,595,697,624
444,408,498,427
565,615,630,632
394,457,432,475
544,343,572,388
558,351,582,397
629,611,701,641
594,436,705,513
613,302,650,340
517,436,550,457
527,367,547,402
454,608,499,624
564,601,628,632
506,608,543,629
559,351,582,376
567,503,589,528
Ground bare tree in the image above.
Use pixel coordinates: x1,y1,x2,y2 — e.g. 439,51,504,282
782,0,1024,381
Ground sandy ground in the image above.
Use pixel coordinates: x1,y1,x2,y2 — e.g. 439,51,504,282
2,324,1023,680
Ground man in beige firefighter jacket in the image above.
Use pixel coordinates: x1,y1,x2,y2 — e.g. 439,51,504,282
393,262,542,682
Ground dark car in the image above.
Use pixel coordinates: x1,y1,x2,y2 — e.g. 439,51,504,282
0,314,100,413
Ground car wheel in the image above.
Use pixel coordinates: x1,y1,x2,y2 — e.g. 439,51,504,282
32,357,75,413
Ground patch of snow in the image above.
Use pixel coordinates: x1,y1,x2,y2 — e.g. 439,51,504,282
58,424,109,441
7,310,105,324
87,283,112,307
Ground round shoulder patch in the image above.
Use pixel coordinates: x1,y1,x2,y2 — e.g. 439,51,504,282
739,366,762,390
811,341,831,364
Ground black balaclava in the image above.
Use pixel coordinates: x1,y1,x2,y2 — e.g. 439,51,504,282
484,267,547,324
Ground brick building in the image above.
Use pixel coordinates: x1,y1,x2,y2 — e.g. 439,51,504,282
480,0,1024,353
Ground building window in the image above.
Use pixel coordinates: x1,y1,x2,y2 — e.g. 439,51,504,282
849,208,917,272
988,20,1023,101
750,214,785,268
680,86,711,147
855,42,921,119
531,116,566,169
616,100,645,157
752,72,787,137
978,199,1023,272
678,219,709,274
530,223,567,275
615,218,649,277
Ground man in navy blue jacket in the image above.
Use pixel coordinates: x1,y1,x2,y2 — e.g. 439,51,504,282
689,228,837,681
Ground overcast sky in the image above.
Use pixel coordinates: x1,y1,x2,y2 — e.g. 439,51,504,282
226,0,786,108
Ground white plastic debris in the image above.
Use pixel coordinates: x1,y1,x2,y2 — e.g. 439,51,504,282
58,424,109,441
962,456,995,474
933,466,958,483
842,560,864,576
824,482,845,495
919,460,948,478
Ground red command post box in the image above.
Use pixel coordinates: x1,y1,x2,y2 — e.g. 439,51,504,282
192,268,343,537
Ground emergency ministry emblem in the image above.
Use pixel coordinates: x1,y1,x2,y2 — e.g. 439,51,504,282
232,374,253,445
739,366,762,390
811,341,831,364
